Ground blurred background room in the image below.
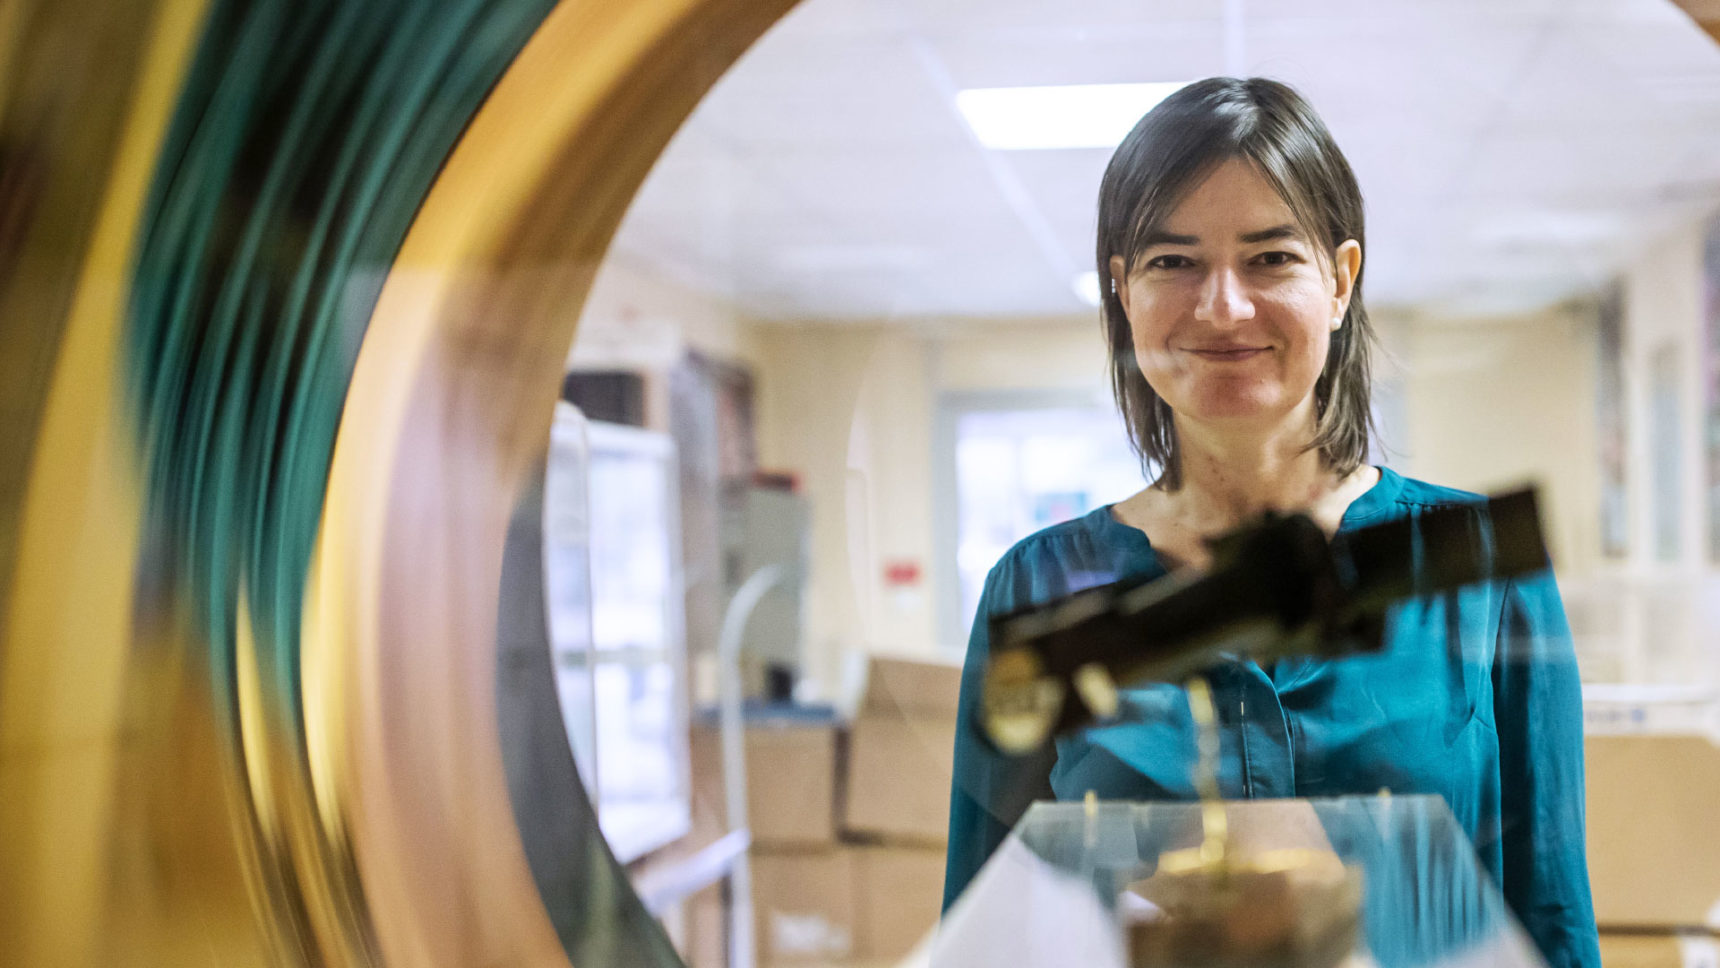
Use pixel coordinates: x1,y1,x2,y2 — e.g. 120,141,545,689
7,0,1720,967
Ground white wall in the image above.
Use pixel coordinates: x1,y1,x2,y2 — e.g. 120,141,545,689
1380,210,1719,687
1603,216,1718,685
851,329,937,658
750,324,885,698
740,316,1114,692
1621,218,1708,574
1391,302,1603,576
573,254,760,369
931,317,1109,395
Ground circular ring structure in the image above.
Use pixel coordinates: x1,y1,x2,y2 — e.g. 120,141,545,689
0,0,796,964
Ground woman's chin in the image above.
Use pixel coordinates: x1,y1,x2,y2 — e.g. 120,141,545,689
1179,395,1292,425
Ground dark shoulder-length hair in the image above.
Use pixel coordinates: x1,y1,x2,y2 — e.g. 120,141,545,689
1096,76,1375,490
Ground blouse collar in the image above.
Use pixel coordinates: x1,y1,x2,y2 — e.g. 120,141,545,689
1093,463,1405,553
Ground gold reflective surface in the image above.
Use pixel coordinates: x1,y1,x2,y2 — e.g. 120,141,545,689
0,0,794,964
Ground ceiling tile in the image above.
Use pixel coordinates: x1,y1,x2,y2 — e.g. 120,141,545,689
601,0,1720,320
925,22,1224,89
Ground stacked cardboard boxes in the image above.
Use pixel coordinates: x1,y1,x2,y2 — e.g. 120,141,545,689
851,842,948,960
689,712,841,848
839,655,962,962
1598,934,1720,968
683,655,962,967
749,848,861,965
843,655,962,845
1585,727,1720,967
687,710,852,966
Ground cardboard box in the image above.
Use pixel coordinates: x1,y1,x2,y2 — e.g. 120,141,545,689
682,883,726,968
1599,933,1720,968
860,654,963,718
691,717,841,848
752,849,858,965
855,844,946,960
844,714,957,844
843,654,962,844
1586,734,1720,929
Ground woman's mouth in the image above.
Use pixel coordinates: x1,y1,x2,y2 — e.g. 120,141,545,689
1186,346,1269,362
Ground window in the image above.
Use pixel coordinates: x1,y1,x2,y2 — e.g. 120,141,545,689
939,392,1143,647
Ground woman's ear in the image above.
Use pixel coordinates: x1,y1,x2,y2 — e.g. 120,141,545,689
1108,254,1132,316
1331,239,1361,329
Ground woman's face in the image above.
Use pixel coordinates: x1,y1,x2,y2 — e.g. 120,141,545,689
1109,158,1360,436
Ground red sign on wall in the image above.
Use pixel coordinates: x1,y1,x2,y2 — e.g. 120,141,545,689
883,559,921,587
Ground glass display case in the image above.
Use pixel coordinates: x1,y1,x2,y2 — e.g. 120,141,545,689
934,795,1541,968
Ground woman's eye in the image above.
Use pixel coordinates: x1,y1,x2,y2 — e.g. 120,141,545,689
1256,251,1298,267
1147,254,1193,270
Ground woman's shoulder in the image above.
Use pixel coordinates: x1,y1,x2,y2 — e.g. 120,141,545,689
1387,469,1487,510
1342,467,1522,538
1338,467,1484,529
981,505,1155,608
1363,471,1546,583
993,506,1119,569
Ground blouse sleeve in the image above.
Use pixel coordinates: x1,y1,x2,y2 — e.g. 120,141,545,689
942,552,1057,911
1492,569,1601,968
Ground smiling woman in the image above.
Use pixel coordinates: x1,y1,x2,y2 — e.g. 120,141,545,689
1098,78,1374,498
1111,159,1360,449
944,77,1602,968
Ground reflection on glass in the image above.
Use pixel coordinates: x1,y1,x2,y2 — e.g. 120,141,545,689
937,797,1539,968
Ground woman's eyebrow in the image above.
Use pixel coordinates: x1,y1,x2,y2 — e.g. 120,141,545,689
1139,229,1199,247
1239,224,1302,244
1138,224,1305,248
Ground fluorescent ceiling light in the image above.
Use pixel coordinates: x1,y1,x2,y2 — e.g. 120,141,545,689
1072,270,1102,307
956,82,1189,150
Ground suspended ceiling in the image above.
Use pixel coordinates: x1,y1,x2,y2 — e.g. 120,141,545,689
606,0,1720,321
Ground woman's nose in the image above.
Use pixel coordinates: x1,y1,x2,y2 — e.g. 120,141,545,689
1194,267,1254,325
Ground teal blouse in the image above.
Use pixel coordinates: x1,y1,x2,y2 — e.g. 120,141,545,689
942,468,1600,968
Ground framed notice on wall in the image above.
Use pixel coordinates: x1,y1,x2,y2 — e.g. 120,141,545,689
1652,341,1683,564
1597,284,1627,559
1705,218,1720,562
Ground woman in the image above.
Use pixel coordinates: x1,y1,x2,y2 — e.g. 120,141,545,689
942,78,1599,968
